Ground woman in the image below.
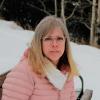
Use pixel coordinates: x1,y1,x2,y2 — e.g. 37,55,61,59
1,16,79,100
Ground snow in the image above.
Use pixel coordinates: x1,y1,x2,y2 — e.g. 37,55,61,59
0,19,34,75
71,42,100,100
0,19,100,100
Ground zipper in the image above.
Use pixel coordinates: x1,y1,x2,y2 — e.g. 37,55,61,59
58,90,61,100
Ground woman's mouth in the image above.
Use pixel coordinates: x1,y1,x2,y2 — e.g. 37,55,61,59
50,51,59,54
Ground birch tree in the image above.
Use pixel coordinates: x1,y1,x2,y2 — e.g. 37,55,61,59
61,0,66,26
90,0,96,45
54,0,57,16
97,0,100,24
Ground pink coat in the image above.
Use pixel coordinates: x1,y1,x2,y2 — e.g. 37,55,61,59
1,54,76,100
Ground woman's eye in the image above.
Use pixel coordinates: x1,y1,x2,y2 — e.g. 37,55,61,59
43,36,65,42
57,37,64,40
44,37,52,41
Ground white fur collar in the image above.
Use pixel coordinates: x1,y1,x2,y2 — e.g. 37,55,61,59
44,60,68,90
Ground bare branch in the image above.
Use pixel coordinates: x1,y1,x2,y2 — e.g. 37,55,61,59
65,5,78,21
86,0,92,5
81,21,90,30
38,0,46,10
27,2,51,15
0,0,5,10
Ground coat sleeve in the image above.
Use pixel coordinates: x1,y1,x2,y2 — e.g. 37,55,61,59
1,59,34,100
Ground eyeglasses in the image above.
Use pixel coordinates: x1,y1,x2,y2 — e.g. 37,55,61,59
42,36,66,44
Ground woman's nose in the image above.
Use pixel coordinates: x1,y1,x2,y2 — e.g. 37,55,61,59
51,39,58,47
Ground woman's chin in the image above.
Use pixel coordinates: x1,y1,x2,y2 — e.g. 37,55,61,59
48,58,59,65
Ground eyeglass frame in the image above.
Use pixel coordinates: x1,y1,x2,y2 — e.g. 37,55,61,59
41,36,66,44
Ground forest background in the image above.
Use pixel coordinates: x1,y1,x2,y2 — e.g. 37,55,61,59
0,0,100,48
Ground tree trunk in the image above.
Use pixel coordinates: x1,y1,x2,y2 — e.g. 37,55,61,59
54,0,57,17
61,0,66,26
90,0,96,45
97,0,100,24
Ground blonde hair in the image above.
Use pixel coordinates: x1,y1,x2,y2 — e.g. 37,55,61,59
28,15,80,78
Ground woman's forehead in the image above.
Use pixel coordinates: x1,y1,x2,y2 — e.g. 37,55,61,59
45,27,64,36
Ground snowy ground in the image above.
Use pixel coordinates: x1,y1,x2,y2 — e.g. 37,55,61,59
0,19,100,100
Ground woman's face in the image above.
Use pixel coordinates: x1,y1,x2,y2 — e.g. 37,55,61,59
42,27,66,65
